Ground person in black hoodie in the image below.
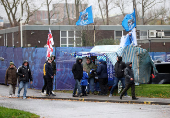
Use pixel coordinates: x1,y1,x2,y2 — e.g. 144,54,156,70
109,56,128,97
120,62,138,100
97,59,108,95
17,60,33,99
72,58,83,97
45,57,56,96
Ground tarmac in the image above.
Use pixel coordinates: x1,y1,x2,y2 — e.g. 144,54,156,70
0,85,170,105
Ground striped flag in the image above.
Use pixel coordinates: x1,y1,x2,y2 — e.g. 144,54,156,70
46,28,54,58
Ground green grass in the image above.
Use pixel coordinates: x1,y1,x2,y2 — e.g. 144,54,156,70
129,84,170,98
55,84,170,98
0,106,40,118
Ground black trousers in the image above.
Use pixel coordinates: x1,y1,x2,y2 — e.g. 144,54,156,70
47,78,53,95
42,76,47,93
120,83,135,98
98,78,108,94
81,86,87,95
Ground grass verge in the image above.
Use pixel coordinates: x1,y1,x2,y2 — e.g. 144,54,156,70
0,106,40,118
54,84,170,98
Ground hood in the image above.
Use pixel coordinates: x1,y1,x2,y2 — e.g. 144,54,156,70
22,60,29,67
76,58,82,64
126,62,132,68
101,61,106,65
117,56,122,62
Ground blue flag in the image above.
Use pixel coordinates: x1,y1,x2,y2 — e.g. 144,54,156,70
122,9,136,31
76,6,94,26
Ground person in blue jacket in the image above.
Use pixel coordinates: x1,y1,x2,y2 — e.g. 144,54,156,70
81,69,89,96
97,59,108,96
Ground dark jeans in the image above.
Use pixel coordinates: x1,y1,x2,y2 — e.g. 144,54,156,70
110,77,127,96
42,76,47,93
81,86,87,95
47,78,53,95
87,78,94,93
120,83,135,98
98,78,108,95
73,79,81,95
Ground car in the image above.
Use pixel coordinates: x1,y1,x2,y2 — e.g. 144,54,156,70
152,62,170,84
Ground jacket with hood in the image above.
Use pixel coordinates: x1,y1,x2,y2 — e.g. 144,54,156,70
81,71,89,86
17,60,33,82
114,56,126,78
97,61,108,79
5,66,17,85
72,58,83,80
83,60,96,79
124,62,134,84
51,56,56,75
45,61,54,79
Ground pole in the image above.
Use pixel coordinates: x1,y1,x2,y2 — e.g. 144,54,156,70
20,0,23,47
94,25,95,46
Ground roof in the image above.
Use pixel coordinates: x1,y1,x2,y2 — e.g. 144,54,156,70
90,45,120,53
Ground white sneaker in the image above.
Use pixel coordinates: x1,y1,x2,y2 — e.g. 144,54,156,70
52,91,55,94
23,97,27,99
9,95,12,98
41,92,46,96
109,94,112,97
124,95,130,97
12,94,16,97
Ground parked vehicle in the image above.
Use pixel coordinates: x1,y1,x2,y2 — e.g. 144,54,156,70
152,62,170,84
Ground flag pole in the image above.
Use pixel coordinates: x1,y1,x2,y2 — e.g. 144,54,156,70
94,24,95,46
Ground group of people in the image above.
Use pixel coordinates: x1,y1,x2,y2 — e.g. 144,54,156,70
5,55,56,99
72,56,138,100
5,54,138,100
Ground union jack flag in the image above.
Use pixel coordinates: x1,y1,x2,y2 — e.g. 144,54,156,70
47,28,54,58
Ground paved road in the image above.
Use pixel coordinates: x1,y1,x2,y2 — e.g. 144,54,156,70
0,97,170,118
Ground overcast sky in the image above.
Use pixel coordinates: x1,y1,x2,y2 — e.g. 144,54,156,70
0,0,169,22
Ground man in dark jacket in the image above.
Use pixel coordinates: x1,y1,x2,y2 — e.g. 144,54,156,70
97,59,108,95
41,61,48,95
72,58,83,97
109,56,128,97
5,62,17,97
120,62,138,100
17,60,33,99
51,55,56,93
45,57,56,96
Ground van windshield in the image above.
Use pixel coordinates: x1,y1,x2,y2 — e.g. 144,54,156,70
156,64,170,73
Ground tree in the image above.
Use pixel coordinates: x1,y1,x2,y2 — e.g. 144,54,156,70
0,0,43,27
75,0,80,22
139,0,163,25
98,0,105,25
65,0,71,25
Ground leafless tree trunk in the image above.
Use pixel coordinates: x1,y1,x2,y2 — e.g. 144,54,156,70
98,0,105,25
105,0,109,25
65,0,71,25
46,0,52,25
75,0,81,22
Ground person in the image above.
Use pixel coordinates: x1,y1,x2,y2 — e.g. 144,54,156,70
97,59,108,96
51,55,56,93
17,60,33,99
81,69,88,96
120,62,138,100
72,58,83,97
45,57,56,96
41,61,48,95
109,56,129,97
5,62,17,98
83,57,96,94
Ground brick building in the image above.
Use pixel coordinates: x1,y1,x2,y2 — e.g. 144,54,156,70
0,25,170,52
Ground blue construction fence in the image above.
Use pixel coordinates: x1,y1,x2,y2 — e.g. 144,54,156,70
0,46,169,90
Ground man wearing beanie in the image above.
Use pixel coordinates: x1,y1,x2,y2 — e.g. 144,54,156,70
97,59,108,95
109,56,129,97
5,62,17,98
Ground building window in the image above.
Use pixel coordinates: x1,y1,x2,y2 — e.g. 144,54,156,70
60,31,82,47
115,31,123,41
140,31,147,39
